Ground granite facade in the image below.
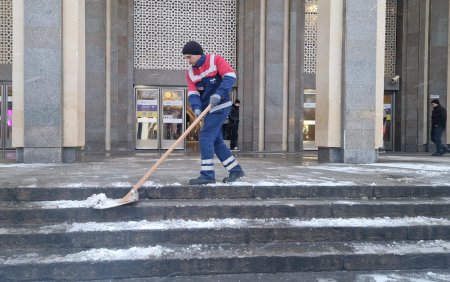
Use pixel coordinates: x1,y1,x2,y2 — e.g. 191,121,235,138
8,0,449,162
396,0,449,152
85,0,106,151
428,0,449,150
341,0,380,163
239,0,304,152
23,0,63,162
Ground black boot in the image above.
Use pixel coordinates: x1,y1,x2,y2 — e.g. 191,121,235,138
189,177,215,185
223,170,245,183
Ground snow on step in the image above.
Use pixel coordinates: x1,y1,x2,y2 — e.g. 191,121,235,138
1,216,449,235
24,197,450,209
1,240,450,265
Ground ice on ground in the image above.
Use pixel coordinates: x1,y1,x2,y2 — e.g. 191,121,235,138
366,162,450,172
352,240,450,255
30,216,450,234
3,240,450,265
2,246,171,265
226,180,355,186
357,272,450,282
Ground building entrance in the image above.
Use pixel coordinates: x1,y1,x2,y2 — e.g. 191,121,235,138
135,86,187,150
0,83,13,150
383,91,395,151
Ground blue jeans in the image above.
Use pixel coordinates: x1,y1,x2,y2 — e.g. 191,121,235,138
199,107,243,179
431,126,447,153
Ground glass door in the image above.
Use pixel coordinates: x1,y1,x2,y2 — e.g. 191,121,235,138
383,91,394,151
0,84,2,149
4,85,12,148
135,88,159,149
303,89,317,150
161,89,185,149
0,84,13,150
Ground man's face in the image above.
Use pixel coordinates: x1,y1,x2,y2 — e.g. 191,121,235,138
431,102,438,108
183,54,201,66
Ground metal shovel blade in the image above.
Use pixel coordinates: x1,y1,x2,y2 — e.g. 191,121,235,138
92,191,139,209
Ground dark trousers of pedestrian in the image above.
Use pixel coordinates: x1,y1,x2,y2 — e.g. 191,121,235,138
431,126,447,153
229,123,239,149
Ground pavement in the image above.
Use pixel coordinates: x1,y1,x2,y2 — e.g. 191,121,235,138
0,150,449,189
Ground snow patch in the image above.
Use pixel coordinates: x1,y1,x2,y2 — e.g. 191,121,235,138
227,180,355,186
29,216,450,234
2,246,171,265
35,193,123,209
352,240,450,255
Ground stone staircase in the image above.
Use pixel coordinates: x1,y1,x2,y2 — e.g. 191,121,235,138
0,185,450,281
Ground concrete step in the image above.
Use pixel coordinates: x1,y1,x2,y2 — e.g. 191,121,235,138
1,198,450,224
109,269,450,282
1,240,449,281
1,217,450,249
2,185,450,201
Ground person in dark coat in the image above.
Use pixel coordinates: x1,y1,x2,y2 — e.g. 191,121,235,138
430,99,448,156
228,99,240,150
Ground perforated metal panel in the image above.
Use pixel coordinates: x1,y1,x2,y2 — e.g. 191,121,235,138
305,0,397,76
304,0,317,74
385,0,397,76
0,0,12,65
134,0,237,70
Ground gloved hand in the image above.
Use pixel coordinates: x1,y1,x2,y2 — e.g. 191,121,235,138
209,94,221,107
194,109,201,118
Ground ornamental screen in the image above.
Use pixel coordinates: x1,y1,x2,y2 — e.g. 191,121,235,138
134,0,237,70
304,0,397,76
304,0,317,74
385,0,397,76
0,0,12,64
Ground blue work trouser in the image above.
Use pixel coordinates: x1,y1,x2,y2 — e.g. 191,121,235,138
431,126,447,153
199,107,243,179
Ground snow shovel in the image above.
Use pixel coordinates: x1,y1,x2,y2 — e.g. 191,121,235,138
93,104,212,209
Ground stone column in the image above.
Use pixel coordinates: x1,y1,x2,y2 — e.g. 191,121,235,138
316,0,385,163
85,0,106,151
429,0,449,148
62,0,85,161
13,0,85,163
287,0,305,152
341,0,385,163
397,0,429,152
12,0,24,152
316,0,344,162
238,0,304,152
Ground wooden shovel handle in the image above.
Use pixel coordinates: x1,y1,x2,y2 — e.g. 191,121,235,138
126,104,212,197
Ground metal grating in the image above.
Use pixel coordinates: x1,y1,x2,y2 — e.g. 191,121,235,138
385,0,397,76
304,0,317,74
134,0,237,70
0,0,12,64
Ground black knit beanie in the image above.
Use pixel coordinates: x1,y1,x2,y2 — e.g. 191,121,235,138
182,41,204,55
431,99,440,105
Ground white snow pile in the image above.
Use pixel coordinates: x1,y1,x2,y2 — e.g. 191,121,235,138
34,193,134,209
